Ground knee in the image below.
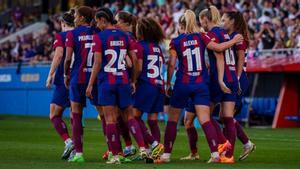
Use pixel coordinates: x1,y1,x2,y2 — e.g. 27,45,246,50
184,119,194,129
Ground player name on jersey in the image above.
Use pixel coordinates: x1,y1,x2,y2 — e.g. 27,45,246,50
78,35,93,41
110,41,124,46
183,40,198,47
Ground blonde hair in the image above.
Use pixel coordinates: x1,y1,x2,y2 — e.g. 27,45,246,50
179,10,201,33
199,5,221,26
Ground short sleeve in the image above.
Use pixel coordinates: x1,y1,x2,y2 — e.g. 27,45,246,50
65,31,74,48
236,40,248,51
206,32,220,43
200,32,212,46
135,42,144,60
169,39,176,51
92,34,102,53
128,36,137,52
53,33,64,49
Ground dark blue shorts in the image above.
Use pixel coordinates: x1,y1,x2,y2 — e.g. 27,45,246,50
210,81,238,104
69,83,99,106
185,99,196,113
98,83,132,109
170,83,210,109
134,81,164,113
51,84,70,108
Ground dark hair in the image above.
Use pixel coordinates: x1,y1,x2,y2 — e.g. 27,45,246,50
76,6,94,24
225,11,250,45
136,17,165,43
95,7,117,24
61,9,75,27
116,11,137,35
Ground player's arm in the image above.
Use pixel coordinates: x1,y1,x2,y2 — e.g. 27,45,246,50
207,34,244,52
64,32,74,89
236,50,245,79
125,55,133,68
46,47,63,88
215,52,231,94
86,52,102,98
166,49,177,97
64,46,73,88
128,50,138,93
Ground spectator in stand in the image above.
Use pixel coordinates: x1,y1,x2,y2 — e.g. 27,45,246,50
256,21,275,50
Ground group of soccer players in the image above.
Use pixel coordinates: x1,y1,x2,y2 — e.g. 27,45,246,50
46,5,256,165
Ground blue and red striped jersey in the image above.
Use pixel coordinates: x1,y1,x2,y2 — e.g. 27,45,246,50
65,25,98,84
53,31,68,85
92,28,134,85
207,27,237,83
136,41,165,90
169,32,211,84
230,31,248,72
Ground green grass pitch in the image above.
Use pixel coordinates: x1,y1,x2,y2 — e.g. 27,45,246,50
0,115,300,169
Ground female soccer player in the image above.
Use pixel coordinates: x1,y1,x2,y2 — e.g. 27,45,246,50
63,6,100,163
222,11,256,161
86,7,147,164
46,10,74,160
133,17,166,159
156,10,243,163
199,6,240,163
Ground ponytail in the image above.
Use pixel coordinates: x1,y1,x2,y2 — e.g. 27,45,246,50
179,10,201,33
116,11,137,37
199,5,221,26
225,11,250,45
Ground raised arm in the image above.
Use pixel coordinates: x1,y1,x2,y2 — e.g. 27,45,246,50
207,34,243,52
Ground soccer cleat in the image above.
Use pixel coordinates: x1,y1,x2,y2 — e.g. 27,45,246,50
102,150,110,160
139,149,149,159
218,140,232,155
180,153,200,161
151,143,164,159
68,154,85,163
61,142,74,160
123,145,137,157
154,156,170,164
106,156,121,164
68,150,76,161
119,155,132,163
239,142,256,161
220,156,235,164
207,157,220,163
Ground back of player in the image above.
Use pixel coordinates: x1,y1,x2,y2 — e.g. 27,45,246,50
169,32,210,108
134,40,165,113
63,6,97,163
206,26,238,103
88,8,148,163
65,21,99,106
46,10,74,160
94,28,132,107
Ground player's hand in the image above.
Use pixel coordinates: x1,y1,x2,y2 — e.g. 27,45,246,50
46,75,53,89
166,83,172,97
86,85,93,99
131,82,136,94
233,34,244,44
64,75,70,89
219,81,232,94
